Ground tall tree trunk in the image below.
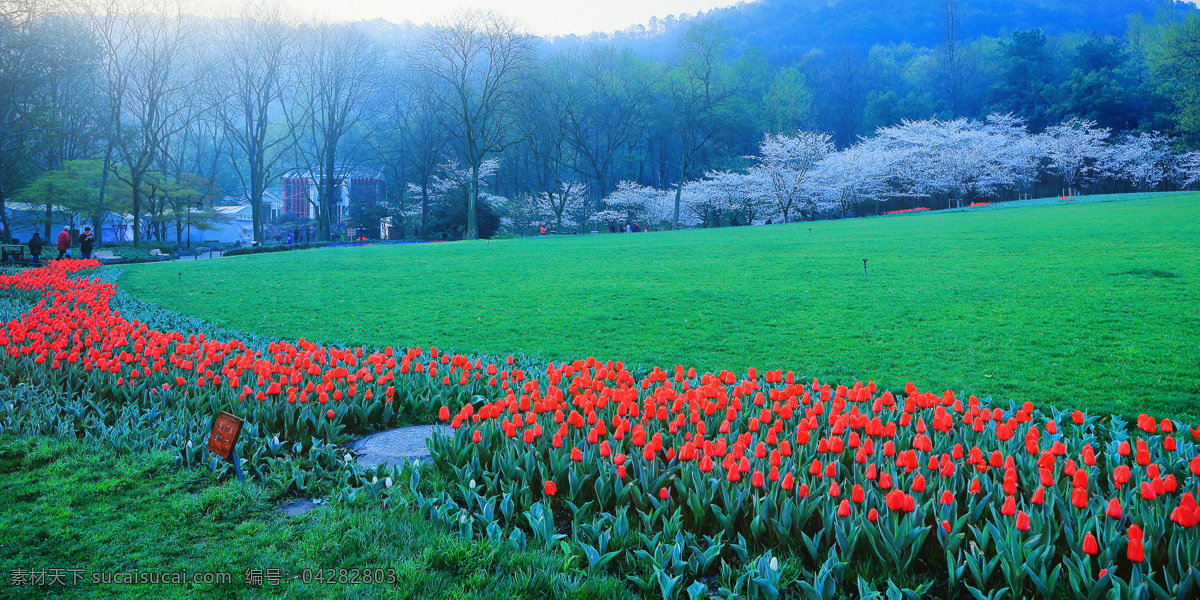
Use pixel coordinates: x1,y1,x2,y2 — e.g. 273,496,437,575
0,186,10,243
250,159,264,243
672,155,688,230
420,184,429,237
467,163,479,240
93,146,112,246
131,173,142,247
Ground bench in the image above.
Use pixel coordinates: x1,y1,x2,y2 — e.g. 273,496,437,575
1,244,25,262
93,250,122,263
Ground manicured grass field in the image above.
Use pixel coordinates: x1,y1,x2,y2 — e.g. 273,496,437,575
0,435,628,600
123,193,1200,421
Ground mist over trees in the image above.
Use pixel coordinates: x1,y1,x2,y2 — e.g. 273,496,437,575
3,0,1200,244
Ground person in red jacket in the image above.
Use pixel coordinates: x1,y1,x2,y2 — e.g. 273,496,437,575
56,225,70,260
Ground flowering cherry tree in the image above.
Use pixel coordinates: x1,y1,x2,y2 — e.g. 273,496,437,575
866,114,1040,205
695,170,772,225
604,181,676,227
810,143,896,216
1178,151,1200,189
748,131,833,223
1039,118,1110,192
531,181,588,233
1102,132,1173,192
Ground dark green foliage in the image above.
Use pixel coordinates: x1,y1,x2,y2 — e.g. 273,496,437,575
428,187,501,241
222,242,333,258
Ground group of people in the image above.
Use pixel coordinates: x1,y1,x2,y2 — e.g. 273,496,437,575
606,221,649,234
26,225,95,265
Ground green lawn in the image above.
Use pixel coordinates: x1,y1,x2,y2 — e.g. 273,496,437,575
123,193,1200,421
0,435,629,600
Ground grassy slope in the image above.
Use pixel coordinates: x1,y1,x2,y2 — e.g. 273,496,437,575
0,435,629,600
123,193,1200,421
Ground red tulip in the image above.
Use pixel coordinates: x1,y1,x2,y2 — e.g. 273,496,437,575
326,409,335,419
1001,496,1016,516
1016,510,1030,531
1127,538,1144,563
544,481,557,496
659,487,669,500
911,474,926,493
1071,487,1089,509
1083,532,1099,555
1106,498,1123,519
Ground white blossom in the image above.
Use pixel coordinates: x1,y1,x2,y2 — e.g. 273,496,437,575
1039,118,1110,191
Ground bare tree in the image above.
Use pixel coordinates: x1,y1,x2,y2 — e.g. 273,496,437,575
938,0,963,116
89,0,202,247
211,2,296,244
564,46,655,208
517,57,581,234
387,71,446,236
286,21,380,241
827,48,865,147
666,18,741,230
410,9,535,240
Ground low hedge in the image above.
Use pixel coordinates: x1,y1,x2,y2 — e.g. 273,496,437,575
222,242,332,257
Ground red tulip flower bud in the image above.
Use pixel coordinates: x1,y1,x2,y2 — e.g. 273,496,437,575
1106,498,1123,519
1127,538,1144,563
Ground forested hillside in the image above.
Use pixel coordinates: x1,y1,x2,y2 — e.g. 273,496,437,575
570,0,1195,57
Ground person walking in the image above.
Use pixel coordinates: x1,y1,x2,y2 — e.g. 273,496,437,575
56,225,71,260
28,232,42,265
79,227,95,260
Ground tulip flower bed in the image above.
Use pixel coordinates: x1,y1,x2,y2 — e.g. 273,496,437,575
4,261,1200,598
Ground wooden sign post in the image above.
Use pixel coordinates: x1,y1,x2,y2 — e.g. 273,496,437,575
206,411,245,483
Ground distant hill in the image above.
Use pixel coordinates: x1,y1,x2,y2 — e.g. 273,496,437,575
547,0,1196,58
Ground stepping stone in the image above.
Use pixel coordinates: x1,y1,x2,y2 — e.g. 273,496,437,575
345,424,450,467
280,498,323,517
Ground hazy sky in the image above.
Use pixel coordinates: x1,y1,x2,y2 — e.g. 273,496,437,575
195,0,745,36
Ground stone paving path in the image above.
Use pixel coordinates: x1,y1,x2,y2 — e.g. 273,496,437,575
279,425,448,516
344,424,450,467
279,498,322,516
